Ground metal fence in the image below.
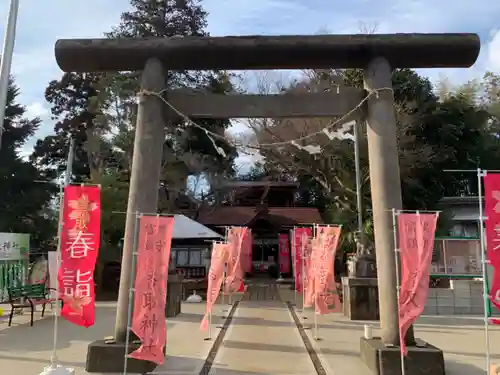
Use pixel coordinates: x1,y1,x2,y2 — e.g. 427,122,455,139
423,237,500,316
430,237,481,277
0,248,48,303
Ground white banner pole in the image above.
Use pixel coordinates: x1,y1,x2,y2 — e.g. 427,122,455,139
478,168,491,374
313,224,319,340
290,228,296,306
392,209,405,375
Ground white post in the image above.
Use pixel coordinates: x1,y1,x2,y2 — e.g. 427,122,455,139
123,212,141,375
0,0,20,150
50,185,64,368
313,226,319,340
291,228,297,307
391,209,405,375
478,168,491,374
204,312,212,341
313,308,318,340
301,233,306,314
218,240,226,314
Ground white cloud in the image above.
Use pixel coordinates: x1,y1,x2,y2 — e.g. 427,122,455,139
25,102,48,119
487,30,500,71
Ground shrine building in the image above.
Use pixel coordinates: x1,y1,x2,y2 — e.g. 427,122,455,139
197,180,323,277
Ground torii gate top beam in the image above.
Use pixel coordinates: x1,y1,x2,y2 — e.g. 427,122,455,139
54,33,480,73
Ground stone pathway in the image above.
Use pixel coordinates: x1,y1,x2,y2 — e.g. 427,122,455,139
208,299,317,375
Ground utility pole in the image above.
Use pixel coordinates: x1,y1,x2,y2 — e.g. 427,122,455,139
0,0,20,150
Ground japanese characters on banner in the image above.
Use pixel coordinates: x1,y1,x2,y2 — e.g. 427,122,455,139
58,185,101,327
484,173,500,311
293,227,312,292
201,242,230,331
279,233,291,274
313,226,342,314
129,215,174,365
224,227,247,293
397,213,438,355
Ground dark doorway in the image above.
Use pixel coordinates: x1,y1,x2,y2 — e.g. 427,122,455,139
250,218,280,278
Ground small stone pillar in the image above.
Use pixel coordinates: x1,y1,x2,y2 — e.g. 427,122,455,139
166,271,183,317
342,276,379,320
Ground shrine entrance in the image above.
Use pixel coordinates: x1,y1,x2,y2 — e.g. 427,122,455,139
53,33,480,374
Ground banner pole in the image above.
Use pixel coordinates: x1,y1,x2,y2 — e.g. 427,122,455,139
391,208,405,375
205,240,215,339
477,168,491,374
313,225,319,340
123,212,141,375
49,184,64,369
206,311,212,341
314,307,318,340
301,233,306,315
221,228,228,314
228,227,234,306
291,228,297,307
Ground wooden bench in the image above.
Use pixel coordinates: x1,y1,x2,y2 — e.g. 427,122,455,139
7,284,56,326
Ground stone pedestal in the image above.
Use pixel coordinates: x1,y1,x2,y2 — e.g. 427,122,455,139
166,272,183,318
85,340,159,373
360,337,445,375
342,277,379,321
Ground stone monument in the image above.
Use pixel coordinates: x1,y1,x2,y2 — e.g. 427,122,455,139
343,232,379,320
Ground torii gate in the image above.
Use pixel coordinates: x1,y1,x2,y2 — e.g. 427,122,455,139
54,33,480,374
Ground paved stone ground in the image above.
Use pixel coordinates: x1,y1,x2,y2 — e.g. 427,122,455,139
1,283,499,375
277,286,500,375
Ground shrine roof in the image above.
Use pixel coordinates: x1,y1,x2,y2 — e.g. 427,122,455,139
197,206,323,226
55,33,480,72
224,181,299,188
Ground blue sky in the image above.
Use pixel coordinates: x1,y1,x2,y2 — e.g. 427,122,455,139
1,0,500,158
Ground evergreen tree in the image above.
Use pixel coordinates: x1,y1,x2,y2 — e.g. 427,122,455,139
1,78,56,246
107,0,236,174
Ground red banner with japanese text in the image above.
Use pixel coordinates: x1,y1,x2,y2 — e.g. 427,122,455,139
484,173,500,312
293,227,312,292
129,215,174,365
279,233,291,274
201,242,230,331
313,226,342,314
397,213,438,355
225,227,247,293
58,185,101,327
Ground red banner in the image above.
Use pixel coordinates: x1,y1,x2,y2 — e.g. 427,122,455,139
129,215,174,365
201,242,230,331
279,233,291,274
485,173,500,311
241,229,253,273
58,185,101,327
225,226,247,293
293,227,312,292
397,213,438,355
313,226,342,314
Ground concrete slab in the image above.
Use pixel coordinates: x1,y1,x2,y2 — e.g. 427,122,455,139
296,309,500,375
0,299,230,375
2,291,500,375
209,300,316,375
